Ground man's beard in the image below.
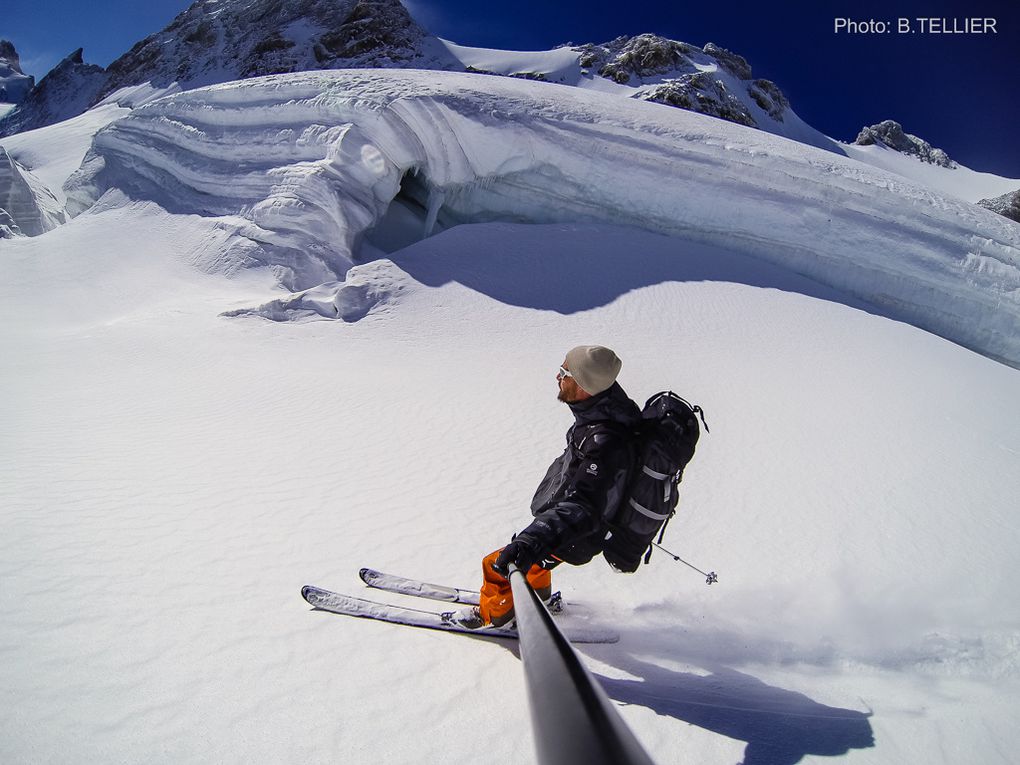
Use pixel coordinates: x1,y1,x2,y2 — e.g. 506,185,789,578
557,383,577,403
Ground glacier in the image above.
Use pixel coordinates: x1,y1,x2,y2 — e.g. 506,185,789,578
63,69,1020,367
0,146,65,237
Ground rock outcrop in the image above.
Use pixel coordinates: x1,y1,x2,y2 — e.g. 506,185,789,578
575,35,794,130
641,74,756,127
0,40,35,103
0,49,107,136
854,120,956,168
977,189,1020,224
577,34,699,83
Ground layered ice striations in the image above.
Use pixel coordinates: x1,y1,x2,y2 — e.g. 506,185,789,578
64,70,1020,366
0,146,65,237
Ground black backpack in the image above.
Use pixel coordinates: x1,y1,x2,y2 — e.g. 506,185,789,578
603,392,708,573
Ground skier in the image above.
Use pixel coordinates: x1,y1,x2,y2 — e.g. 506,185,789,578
453,345,640,629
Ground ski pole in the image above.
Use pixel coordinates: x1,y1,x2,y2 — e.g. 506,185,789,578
651,542,718,584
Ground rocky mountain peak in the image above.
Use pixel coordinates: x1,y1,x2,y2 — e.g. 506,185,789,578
977,189,1020,224
573,34,793,131
0,40,23,70
854,120,956,168
702,42,752,80
577,34,699,83
0,48,106,135
0,39,36,103
99,0,428,99
2,0,431,135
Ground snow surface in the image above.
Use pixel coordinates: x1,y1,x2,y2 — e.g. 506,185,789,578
63,70,1020,369
842,142,1020,204
0,102,130,205
2,68,1020,765
433,37,583,82
3,202,1020,764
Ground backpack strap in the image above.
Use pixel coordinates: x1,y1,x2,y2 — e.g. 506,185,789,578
640,465,671,480
646,391,711,434
643,509,676,565
693,405,709,433
671,393,711,434
573,421,630,455
627,498,672,521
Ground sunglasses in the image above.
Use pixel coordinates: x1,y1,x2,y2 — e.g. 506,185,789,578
557,366,573,381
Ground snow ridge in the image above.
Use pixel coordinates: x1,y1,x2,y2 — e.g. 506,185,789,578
64,70,1020,366
0,146,65,237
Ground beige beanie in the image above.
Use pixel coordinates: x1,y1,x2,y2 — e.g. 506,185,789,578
564,345,622,395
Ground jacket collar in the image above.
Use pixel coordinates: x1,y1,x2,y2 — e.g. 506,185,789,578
567,382,639,428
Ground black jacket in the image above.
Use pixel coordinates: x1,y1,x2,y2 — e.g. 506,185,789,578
525,382,640,565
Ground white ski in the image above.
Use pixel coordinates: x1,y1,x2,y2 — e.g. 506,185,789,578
302,585,617,644
359,567,480,604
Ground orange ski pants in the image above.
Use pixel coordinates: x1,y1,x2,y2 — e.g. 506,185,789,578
479,548,552,626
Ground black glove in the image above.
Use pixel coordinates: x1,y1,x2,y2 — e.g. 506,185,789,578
492,533,544,577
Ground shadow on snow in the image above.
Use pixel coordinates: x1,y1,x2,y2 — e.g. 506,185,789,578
386,221,876,318
489,615,875,764
595,651,874,765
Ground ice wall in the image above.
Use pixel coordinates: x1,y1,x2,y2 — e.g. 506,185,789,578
64,70,1020,366
0,146,65,237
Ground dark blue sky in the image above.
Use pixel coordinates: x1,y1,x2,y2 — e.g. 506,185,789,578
5,0,1018,174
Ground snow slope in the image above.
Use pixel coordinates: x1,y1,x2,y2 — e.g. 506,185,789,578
842,141,1020,204
2,195,1019,763
0,103,129,236
0,102,129,205
64,70,1020,369
431,36,838,152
